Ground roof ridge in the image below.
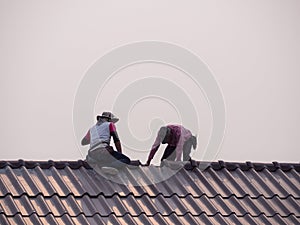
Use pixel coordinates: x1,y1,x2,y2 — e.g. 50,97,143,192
209,160,300,172
0,160,92,169
0,160,299,171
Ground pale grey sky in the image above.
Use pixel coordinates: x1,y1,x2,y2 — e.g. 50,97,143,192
0,1,299,164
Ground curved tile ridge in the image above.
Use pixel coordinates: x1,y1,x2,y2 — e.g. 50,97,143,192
0,160,92,169
0,160,299,172
1,190,299,200
1,212,299,225
1,210,299,220
0,191,230,199
207,161,300,172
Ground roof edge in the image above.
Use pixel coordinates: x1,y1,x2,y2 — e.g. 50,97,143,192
0,160,299,172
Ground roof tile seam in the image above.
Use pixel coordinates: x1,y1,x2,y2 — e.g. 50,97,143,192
204,212,300,219
1,192,298,200
203,212,300,219
0,211,299,219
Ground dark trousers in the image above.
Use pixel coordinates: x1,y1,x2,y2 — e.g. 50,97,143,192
161,137,194,161
88,147,130,169
110,151,131,168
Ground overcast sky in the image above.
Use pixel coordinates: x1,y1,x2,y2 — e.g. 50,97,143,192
1,1,299,164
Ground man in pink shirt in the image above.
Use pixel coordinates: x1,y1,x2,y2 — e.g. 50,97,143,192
145,125,197,166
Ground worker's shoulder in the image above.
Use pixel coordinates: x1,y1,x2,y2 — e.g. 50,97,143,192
167,124,186,129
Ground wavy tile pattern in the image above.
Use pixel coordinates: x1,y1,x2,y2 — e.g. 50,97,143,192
0,160,299,225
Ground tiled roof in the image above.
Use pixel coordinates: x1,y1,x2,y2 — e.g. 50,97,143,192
0,160,299,225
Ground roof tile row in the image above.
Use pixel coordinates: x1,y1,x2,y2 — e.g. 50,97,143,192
0,160,299,225
1,194,299,217
0,213,299,225
0,165,298,198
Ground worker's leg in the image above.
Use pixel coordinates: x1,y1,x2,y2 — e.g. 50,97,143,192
88,148,110,164
183,138,193,161
110,151,131,169
161,145,176,161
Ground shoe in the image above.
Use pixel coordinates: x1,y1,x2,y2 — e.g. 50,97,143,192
101,166,119,175
127,160,141,169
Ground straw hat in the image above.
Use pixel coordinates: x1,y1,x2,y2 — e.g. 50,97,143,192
96,112,119,123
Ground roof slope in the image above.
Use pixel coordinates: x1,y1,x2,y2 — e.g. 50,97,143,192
0,160,299,225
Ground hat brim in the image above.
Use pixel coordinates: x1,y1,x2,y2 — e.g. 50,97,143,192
110,118,119,123
97,115,119,123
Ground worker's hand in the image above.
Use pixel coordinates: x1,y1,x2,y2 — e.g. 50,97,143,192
144,160,151,166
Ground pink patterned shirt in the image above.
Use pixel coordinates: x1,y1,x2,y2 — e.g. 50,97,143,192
148,125,192,161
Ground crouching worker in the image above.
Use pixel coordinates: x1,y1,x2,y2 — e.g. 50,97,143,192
82,112,130,174
145,125,197,166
